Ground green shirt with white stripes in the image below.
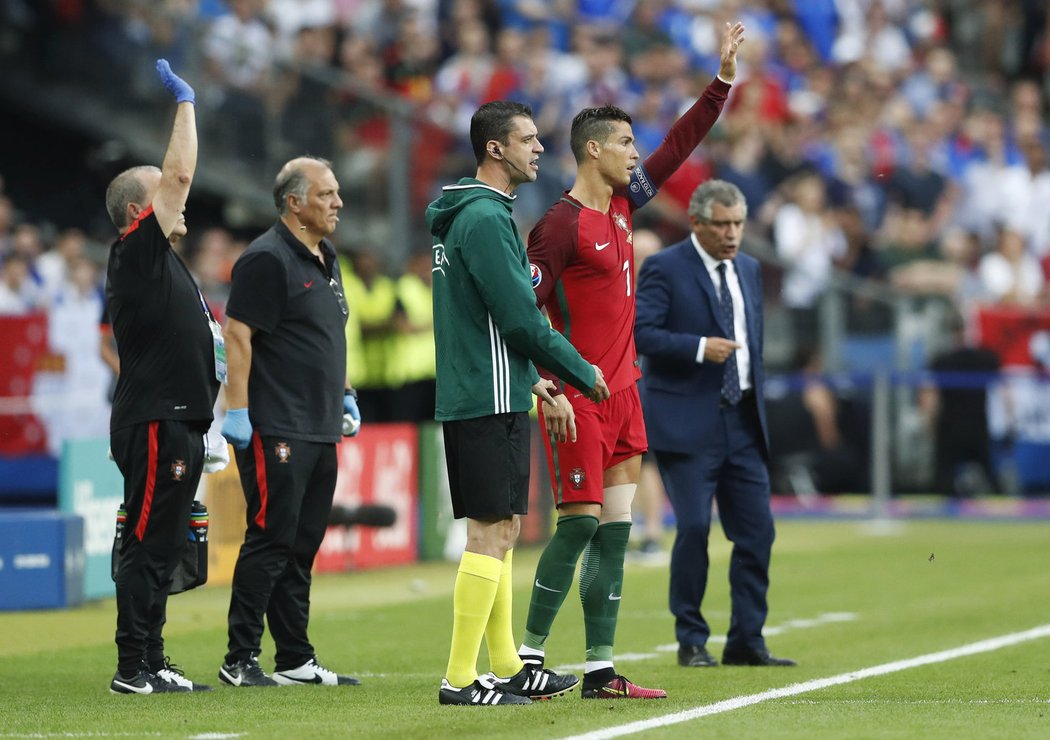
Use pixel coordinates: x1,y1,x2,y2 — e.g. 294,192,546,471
426,178,596,421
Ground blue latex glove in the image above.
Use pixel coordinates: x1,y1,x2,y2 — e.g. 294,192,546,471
343,390,361,437
222,408,252,450
156,58,195,104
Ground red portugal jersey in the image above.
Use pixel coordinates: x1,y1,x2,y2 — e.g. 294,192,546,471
528,76,731,396
528,193,640,395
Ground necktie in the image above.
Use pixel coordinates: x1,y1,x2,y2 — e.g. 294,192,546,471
717,263,742,405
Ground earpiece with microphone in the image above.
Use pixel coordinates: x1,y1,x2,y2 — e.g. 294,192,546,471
492,145,532,180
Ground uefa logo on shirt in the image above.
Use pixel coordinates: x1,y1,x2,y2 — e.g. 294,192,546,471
530,263,542,288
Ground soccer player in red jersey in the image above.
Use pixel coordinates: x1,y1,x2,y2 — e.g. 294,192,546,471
519,21,746,700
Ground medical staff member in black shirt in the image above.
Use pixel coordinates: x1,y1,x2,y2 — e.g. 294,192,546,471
218,156,362,688
106,60,220,695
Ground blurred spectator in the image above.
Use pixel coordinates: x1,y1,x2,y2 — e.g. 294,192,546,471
202,0,274,160
773,170,847,347
277,24,340,158
978,226,1046,305
884,119,955,228
767,345,865,496
999,136,1050,261
630,228,668,559
878,208,941,291
36,227,86,303
0,253,36,314
918,310,1001,497
717,129,774,216
431,18,495,132
267,0,337,61
343,247,401,423
188,226,236,321
383,6,441,101
0,195,16,255
901,45,966,119
564,29,635,114
44,254,111,453
389,250,436,422
952,108,1016,246
831,0,912,73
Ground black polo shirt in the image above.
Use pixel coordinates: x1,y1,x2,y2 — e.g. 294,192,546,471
226,220,348,443
106,206,219,432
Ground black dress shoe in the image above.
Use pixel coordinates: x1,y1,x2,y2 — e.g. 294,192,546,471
721,647,796,666
677,644,718,667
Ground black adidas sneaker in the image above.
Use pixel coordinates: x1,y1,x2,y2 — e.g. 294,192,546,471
438,675,531,706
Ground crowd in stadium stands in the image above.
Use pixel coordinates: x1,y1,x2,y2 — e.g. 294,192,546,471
1,1,1049,491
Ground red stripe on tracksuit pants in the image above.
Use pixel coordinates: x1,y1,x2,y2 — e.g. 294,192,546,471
112,419,205,675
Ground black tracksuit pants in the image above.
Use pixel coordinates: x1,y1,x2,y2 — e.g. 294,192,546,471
112,419,205,675
225,434,337,670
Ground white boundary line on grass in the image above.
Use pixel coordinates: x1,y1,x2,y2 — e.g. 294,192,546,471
561,624,1050,740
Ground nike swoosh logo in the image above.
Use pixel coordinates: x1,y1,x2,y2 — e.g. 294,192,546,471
609,593,621,601
282,674,324,684
220,666,244,686
304,280,314,288
112,678,153,694
594,242,610,251
534,579,561,593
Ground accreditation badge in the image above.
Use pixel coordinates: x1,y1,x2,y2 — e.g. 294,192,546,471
210,319,228,384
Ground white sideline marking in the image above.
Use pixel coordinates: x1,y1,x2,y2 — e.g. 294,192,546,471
0,730,162,734
561,624,1050,740
554,612,857,671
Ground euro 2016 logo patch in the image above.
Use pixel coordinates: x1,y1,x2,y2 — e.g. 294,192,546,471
275,442,292,463
530,263,542,288
570,467,586,489
171,460,186,481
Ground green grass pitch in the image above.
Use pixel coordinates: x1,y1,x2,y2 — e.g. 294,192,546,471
2,519,1048,738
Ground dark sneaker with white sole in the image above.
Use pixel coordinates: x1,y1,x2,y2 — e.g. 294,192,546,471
438,675,532,705
110,669,190,695
218,656,278,687
274,658,360,686
491,664,578,699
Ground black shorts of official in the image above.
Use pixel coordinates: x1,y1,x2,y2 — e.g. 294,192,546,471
443,412,530,520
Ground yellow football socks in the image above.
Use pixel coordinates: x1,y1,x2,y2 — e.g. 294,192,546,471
485,549,525,679
445,550,502,688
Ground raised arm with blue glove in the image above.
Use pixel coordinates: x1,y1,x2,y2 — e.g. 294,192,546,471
222,408,253,450
156,58,195,104
343,388,361,437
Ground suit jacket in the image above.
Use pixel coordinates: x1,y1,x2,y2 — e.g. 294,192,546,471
635,238,769,458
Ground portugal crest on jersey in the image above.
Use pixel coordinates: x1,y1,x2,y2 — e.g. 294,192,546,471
275,442,292,463
530,263,542,288
171,460,186,481
569,467,586,489
614,212,629,233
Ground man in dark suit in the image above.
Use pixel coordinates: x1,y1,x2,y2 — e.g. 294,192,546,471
634,180,794,669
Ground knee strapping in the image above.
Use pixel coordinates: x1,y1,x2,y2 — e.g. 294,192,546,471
600,484,636,524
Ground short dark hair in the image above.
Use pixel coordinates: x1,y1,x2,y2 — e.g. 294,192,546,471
569,106,632,164
273,156,334,214
105,165,159,230
470,101,533,166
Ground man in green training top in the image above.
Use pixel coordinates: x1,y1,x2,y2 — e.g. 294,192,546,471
427,100,610,706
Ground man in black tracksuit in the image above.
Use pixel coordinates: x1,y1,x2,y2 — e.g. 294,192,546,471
218,156,361,688
106,60,218,694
